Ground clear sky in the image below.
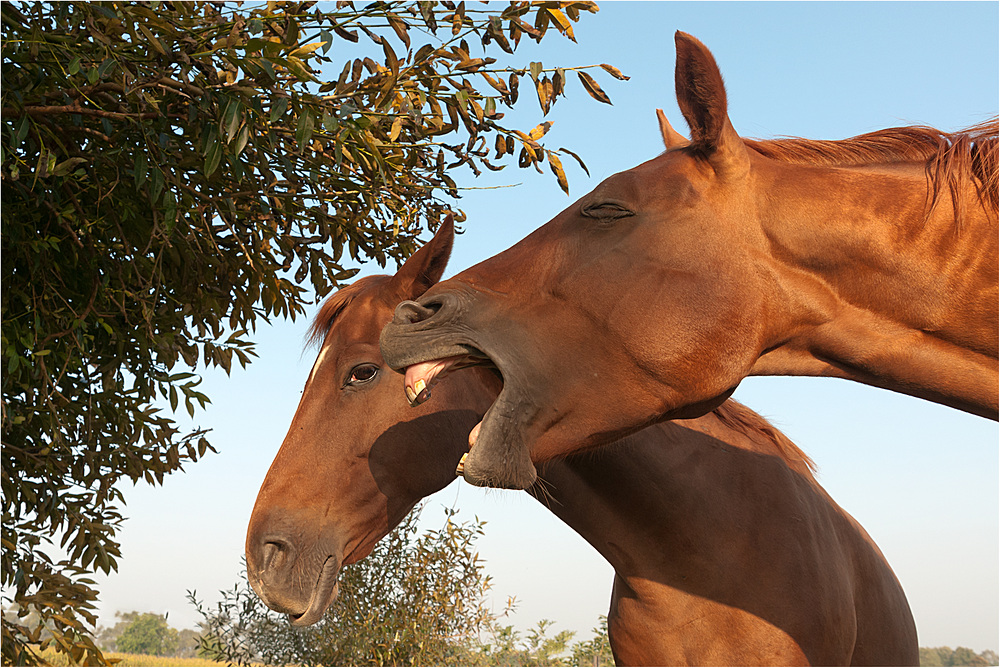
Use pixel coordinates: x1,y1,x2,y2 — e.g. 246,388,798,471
92,1,998,654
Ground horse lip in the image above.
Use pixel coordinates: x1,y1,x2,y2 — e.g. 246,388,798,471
287,556,340,627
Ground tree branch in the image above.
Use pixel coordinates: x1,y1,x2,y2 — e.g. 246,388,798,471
2,104,160,120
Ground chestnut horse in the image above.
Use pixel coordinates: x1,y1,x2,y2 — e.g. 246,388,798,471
379,31,999,490
246,219,917,665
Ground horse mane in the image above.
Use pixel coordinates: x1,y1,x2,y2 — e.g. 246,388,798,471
711,400,817,476
744,118,999,224
305,274,390,349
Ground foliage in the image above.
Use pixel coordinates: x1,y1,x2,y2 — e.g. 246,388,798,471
113,612,178,657
569,616,613,667
192,506,497,666
0,1,623,664
96,611,200,659
193,505,614,666
919,646,999,667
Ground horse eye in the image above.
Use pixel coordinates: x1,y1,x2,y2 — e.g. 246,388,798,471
582,202,633,221
346,363,379,386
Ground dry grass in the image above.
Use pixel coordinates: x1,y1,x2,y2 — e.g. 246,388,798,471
104,652,228,667
34,646,229,667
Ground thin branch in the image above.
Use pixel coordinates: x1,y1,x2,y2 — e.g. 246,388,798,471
2,104,160,120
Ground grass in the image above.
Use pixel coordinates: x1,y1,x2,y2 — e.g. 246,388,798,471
35,646,229,666
105,652,228,667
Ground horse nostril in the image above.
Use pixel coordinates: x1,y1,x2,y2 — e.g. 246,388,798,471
262,539,291,573
392,299,440,325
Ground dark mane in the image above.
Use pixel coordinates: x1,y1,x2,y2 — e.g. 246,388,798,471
305,275,391,349
711,400,817,477
744,119,999,224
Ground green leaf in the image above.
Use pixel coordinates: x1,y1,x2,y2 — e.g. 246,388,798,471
150,167,165,201
270,97,289,123
204,138,223,176
221,99,243,142
133,151,147,187
295,112,315,150
232,124,250,155
529,61,542,82
163,190,177,233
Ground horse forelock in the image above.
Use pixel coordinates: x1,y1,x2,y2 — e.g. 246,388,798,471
710,401,817,477
305,274,392,350
744,118,999,223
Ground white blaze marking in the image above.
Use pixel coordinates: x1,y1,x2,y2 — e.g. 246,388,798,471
308,344,332,385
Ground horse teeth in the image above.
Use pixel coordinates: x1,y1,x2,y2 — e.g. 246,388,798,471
406,379,430,407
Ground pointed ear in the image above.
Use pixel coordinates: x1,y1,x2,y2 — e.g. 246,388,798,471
388,215,455,300
673,31,749,177
656,109,687,149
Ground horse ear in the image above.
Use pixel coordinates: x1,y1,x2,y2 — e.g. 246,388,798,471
389,215,455,300
673,31,749,177
656,109,687,149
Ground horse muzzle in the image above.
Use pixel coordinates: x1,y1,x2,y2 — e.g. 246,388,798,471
246,512,344,626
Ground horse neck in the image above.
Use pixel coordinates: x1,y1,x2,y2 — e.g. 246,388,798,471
528,413,820,586
750,159,998,418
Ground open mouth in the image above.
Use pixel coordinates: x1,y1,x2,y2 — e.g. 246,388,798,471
402,347,500,452
400,346,537,489
288,556,341,627
403,346,497,404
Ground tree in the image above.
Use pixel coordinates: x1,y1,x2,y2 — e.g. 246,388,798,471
0,1,623,664
569,616,613,667
114,612,179,657
918,646,996,667
192,506,498,666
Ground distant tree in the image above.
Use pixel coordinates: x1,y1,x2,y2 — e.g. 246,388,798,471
114,612,178,657
569,616,614,667
919,645,996,667
93,610,139,653
1,1,624,664
174,628,202,659
920,646,947,667
469,615,612,666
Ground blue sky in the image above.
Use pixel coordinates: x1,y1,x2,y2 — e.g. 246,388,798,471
92,1,998,653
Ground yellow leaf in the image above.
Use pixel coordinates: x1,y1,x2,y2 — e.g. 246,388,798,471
545,8,576,42
599,63,630,81
528,121,553,141
548,152,569,194
290,40,327,58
